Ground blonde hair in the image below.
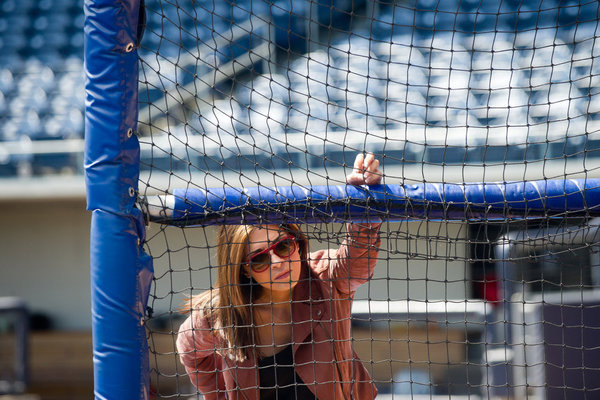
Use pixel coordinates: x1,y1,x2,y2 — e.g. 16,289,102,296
184,223,308,361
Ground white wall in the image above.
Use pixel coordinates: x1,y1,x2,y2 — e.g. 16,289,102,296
0,198,92,331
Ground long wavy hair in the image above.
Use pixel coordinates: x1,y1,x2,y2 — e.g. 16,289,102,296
183,223,309,361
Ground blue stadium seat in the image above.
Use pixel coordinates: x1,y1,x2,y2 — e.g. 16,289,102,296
71,10,85,32
0,0,595,178
0,68,15,96
0,33,27,55
0,92,7,117
36,0,74,14
25,60,57,91
14,110,43,139
5,15,30,35
371,9,414,39
41,116,63,140
30,51,64,71
45,32,70,50
1,0,34,14
8,94,28,117
0,118,19,142
17,86,49,116
68,31,85,54
271,0,309,53
31,15,51,32
0,18,8,37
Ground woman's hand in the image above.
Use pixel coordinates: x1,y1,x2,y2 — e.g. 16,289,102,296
346,153,382,186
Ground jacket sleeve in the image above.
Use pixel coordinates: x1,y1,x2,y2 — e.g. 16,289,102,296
311,222,381,295
176,312,226,397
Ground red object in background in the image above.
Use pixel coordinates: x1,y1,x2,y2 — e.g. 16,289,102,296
476,273,500,305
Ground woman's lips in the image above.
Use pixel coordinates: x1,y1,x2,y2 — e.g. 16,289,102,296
274,270,291,280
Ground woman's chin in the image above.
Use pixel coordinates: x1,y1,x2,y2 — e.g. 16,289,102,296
267,280,299,293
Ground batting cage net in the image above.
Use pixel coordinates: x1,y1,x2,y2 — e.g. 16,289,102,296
134,0,600,398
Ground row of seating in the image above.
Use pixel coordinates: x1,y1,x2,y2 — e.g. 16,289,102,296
1,0,599,177
0,57,84,141
140,129,600,176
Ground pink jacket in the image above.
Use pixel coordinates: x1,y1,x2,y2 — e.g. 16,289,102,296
177,223,381,400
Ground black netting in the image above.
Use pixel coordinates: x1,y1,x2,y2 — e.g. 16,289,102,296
138,1,600,398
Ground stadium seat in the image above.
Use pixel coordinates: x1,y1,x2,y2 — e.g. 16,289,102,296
0,0,596,176
0,68,15,95
1,0,34,14
4,15,31,35
14,109,43,139
0,33,27,55
0,92,7,118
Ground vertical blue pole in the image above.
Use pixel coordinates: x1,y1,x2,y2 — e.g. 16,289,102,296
84,1,153,399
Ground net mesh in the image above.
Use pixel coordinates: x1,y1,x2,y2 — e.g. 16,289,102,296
138,0,600,398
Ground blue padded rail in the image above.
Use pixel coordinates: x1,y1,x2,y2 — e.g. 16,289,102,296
152,179,600,226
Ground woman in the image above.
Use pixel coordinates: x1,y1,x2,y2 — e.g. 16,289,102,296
177,153,382,400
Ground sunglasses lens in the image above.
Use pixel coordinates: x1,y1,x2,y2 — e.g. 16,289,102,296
274,239,294,258
248,236,297,273
248,253,270,272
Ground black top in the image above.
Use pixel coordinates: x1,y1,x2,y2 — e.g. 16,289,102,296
258,345,317,400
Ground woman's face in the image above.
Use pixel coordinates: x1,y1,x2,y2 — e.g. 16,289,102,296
244,225,302,296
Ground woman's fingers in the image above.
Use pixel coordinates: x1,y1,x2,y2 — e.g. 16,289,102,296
353,153,365,174
347,153,382,185
363,153,375,171
346,153,365,185
364,159,380,185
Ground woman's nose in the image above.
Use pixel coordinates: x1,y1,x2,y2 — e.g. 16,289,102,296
268,249,280,261
268,249,286,264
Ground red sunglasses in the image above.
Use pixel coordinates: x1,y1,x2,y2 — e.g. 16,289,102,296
246,235,297,273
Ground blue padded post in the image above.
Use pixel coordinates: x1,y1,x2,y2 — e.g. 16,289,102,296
90,210,153,400
84,0,153,399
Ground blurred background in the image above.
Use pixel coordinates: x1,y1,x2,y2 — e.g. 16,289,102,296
2,0,600,399
0,0,89,399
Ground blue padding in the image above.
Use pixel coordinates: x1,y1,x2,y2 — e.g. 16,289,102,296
85,1,151,399
167,179,600,225
85,0,141,215
91,209,153,400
